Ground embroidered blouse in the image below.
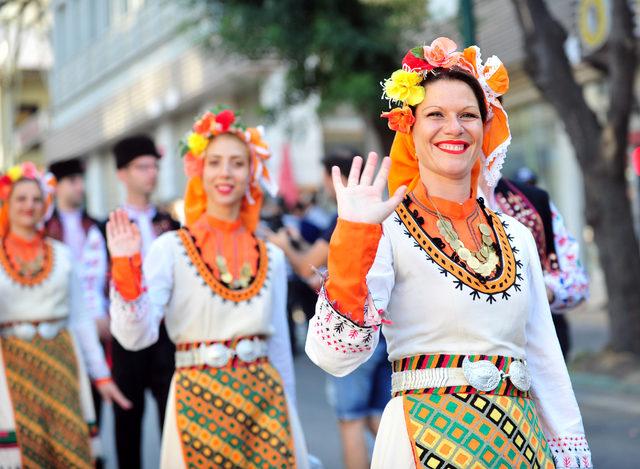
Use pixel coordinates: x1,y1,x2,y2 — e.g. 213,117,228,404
0,232,110,380
109,214,296,405
305,183,591,468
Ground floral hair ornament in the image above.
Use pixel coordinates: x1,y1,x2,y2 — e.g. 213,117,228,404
382,37,511,189
178,106,277,230
0,162,57,236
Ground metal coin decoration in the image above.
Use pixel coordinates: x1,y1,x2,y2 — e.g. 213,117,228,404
436,217,499,277
216,255,252,289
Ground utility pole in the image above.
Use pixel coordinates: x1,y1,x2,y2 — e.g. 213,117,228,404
459,0,477,47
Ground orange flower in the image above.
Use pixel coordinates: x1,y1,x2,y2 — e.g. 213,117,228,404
423,37,461,69
381,106,415,134
193,112,216,135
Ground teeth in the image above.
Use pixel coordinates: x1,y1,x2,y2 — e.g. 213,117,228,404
438,144,465,151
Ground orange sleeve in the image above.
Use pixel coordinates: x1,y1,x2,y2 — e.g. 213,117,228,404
111,254,143,301
325,218,382,324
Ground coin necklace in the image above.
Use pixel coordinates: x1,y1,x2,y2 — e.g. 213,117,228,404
215,229,253,289
425,192,500,277
2,237,45,278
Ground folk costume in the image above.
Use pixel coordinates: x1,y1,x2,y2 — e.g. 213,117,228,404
491,178,589,357
0,163,110,468
306,38,592,469
110,135,179,469
110,109,308,469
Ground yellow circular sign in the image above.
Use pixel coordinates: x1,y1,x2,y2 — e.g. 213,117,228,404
578,0,609,49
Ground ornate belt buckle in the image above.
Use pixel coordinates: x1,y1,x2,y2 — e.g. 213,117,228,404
14,323,37,341
236,339,258,363
203,343,232,368
462,356,501,392
507,359,531,391
38,322,61,340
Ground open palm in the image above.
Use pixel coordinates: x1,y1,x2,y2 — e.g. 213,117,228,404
334,152,406,224
106,209,141,258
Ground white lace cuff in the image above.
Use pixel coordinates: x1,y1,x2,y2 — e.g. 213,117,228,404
109,287,149,324
548,435,592,468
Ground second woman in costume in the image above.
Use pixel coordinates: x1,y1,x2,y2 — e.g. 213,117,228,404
108,108,308,468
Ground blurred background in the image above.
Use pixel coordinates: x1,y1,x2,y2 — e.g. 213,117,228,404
1,0,640,467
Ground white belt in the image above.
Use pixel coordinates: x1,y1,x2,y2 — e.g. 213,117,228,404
0,319,67,341
392,356,531,394
175,338,269,368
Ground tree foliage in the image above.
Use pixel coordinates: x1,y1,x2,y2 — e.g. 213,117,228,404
191,0,424,117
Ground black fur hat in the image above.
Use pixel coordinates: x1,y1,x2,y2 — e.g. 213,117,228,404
48,157,85,180
113,135,160,169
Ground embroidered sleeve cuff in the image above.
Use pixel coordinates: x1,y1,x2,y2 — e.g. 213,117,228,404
310,287,378,355
548,435,592,468
112,254,143,301
325,218,383,323
109,287,149,324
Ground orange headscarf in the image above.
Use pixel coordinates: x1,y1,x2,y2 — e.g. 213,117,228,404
180,108,276,232
0,162,56,237
382,38,511,194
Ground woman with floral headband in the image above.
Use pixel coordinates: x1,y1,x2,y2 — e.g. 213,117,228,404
107,107,308,468
306,38,592,468
0,162,130,467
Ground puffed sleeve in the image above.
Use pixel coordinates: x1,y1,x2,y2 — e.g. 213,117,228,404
68,250,110,380
523,228,592,468
544,202,589,312
266,246,297,409
305,218,395,377
110,233,174,351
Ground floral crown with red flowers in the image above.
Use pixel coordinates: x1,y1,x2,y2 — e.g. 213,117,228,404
381,37,511,186
0,162,56,202
178,106,277,198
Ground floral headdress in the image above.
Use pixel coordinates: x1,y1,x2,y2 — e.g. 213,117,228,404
381,37,511,189
0,162,57,236
178,106,277,230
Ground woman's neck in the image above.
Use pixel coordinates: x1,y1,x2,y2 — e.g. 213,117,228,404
419,171,472,204
206,200,241,223
8,224,38,241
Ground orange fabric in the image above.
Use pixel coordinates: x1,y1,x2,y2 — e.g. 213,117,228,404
111,253,143,301
183,176,264,233
0,231,54,287
388,131,481,201
188,213,259,279
0,204,8,238
325,219,382,324
4,231,45,262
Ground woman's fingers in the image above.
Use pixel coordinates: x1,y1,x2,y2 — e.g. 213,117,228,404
359,152,378,186
386,185,407,209
373,156,392,192
110,386,133,410
347,156,363,187
331,166,345,193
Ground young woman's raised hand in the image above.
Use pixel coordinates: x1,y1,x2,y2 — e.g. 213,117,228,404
333,152,406,224
106,209,142,258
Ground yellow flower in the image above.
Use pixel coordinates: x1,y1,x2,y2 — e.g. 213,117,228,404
187,133,209,156
384,70,425,106
6,165,23,182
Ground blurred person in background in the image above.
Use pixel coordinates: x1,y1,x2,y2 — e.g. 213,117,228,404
0,162,129,467
109,135,179,469
480,166,589,358
107,107,308,468
269,148,391,469
46,156,112,466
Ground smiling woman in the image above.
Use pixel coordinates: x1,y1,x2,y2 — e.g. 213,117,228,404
107,107,310,469
305,38,593,469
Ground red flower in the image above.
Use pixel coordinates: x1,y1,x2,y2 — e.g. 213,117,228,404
193,112,215,135
0,175,12,200
215,109,235,132
402,50,432,72
381,106,415,134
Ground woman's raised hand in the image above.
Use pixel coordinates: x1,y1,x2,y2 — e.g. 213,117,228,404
333,152,406,224
106,209,141,258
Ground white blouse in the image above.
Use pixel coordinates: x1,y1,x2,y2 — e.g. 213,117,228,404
110,231,296,405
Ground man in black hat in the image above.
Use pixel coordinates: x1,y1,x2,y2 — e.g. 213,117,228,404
110,135,179,469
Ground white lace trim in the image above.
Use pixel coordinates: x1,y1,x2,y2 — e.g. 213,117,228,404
109,287,149,324
548,435,592,468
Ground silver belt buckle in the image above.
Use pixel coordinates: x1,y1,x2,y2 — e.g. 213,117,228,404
507,359,531,391
236,339,258,362
13,323,37,341
462,356,501,392
38,322,62,340
203,343,232,368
